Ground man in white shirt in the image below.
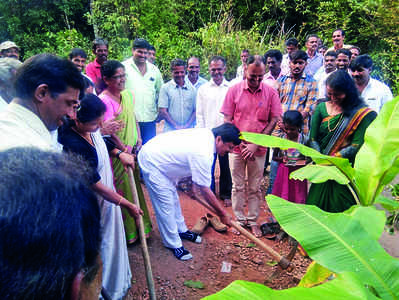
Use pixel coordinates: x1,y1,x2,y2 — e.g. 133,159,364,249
138,123,240,260
185,56,207,91
236,49,249,78
0,54,84,151
281,38,299,75
196,56,232,206
0,57,21,111
327,28,353,52
350,54,393,113
314,51,337,99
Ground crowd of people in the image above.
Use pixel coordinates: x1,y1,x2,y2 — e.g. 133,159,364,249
0,27,394,299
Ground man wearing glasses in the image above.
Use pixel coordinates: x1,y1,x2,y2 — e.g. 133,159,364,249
221,55,282,237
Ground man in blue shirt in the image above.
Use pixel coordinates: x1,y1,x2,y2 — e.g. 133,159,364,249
159,59,197,131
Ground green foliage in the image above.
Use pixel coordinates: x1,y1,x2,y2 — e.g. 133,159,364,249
231,97,399,299
242,96,399,206
354,96,399,205
298,262,334,288
184,280,205,289
266,196,399,299
241,132,356,182
290,165,350,185
204,272,380,299
0,0,92,60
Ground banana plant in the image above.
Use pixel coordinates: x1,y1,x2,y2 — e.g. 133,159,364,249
205,96,399,299
241,95,399,206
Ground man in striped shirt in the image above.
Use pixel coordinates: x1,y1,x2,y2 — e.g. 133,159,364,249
267,50,317,194
277,50,318,135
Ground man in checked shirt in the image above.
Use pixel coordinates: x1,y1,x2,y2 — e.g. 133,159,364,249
267,50,317,194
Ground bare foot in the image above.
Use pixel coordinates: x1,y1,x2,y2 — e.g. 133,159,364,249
250,225,262,238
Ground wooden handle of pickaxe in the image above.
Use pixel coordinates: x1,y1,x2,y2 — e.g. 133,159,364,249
127,167,157,300
191,194,294,271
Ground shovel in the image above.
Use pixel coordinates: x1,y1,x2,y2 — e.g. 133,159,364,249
189,194,295,271
127,166,156,300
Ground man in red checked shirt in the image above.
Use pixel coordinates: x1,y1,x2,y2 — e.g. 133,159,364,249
221,55,282,237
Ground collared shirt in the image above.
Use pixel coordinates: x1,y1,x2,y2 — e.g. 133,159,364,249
0,95,8,112
0,102,54,151
196,78,230,129
304,51,323,77
361,78,393,113
85,58,102,85
263,71,282,90
123,58,163,122
316,69,332,99
326,44,353,53
277,73,318,133
281,53,290,76
138,128,215,187
221,80,282,156
158,78,196,131
185,75,208,91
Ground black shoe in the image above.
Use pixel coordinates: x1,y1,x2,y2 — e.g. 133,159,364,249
168,246,193,260
179,230,202,243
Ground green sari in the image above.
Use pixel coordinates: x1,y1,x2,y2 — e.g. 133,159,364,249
113,90,152,243
306,102,376,212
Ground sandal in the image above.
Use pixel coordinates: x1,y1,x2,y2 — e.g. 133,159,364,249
260,223,277,240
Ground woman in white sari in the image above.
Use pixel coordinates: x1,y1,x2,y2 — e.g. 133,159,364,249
58,94,142,299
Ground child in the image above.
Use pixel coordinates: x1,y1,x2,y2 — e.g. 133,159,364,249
272,110,308,204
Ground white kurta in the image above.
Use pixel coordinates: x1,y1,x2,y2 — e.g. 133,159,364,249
196,78,230,129
138,128,215,248
92,130,132,300
0,102,54,151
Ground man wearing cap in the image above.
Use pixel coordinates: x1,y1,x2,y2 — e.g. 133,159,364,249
0,41,20,60
123,38,163,144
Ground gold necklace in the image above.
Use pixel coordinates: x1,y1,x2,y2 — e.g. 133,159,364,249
328,113,343,132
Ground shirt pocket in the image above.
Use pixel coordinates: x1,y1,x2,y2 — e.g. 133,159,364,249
256,104,269,122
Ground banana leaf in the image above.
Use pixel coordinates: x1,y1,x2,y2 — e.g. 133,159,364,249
241,132,355,180
204,272,380,300
354,96,399,205
298,261,334,288
267,195,399,300
375,195,399,212
343,205,386,240
290,164,349,185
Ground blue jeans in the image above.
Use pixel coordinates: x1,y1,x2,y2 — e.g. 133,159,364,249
139,121,156,145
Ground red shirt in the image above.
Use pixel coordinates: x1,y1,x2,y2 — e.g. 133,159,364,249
85,59,102,85
221,80,282,155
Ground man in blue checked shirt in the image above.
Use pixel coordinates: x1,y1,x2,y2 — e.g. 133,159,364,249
159,59,197,132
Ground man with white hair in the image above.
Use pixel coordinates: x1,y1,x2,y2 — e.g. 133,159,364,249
0,57,21,110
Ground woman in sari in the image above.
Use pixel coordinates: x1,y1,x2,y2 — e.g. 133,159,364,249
58,94,142,299
99,60,152,244
307,70,377,212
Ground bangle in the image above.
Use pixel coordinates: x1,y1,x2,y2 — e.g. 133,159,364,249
116,197,122,206
116,150,123,159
